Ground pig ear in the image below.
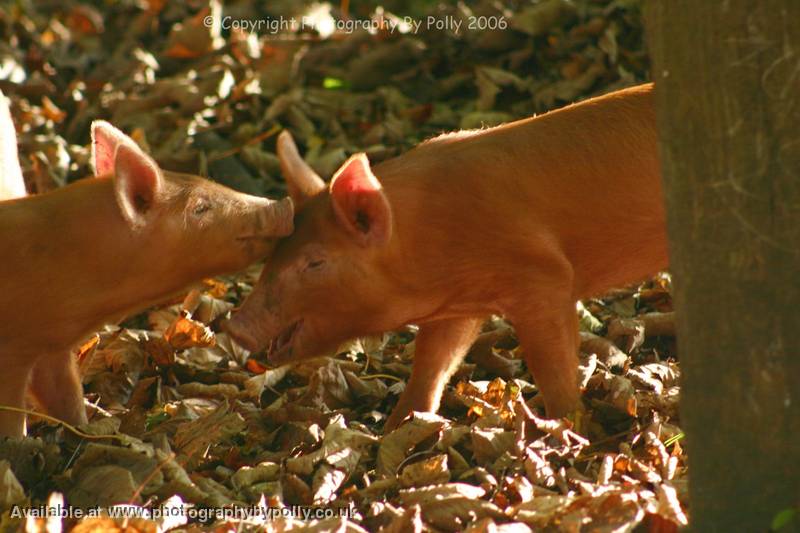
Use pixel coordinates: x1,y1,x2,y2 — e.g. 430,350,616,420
113,143,163,226
91,121,130,176
330,153,392,247
277,130,325,209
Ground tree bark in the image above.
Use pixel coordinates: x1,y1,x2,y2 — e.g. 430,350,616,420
645,2,800,531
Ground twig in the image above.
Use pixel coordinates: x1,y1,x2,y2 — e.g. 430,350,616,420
0,405,124,441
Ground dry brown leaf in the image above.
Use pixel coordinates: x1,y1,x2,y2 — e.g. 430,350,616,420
173,402,245,458
72,517,158,533
399,453,450,488
378,412,449,477
164,312,216,349
0,460,25,508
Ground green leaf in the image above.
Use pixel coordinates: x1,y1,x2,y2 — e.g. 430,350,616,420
323,77,347,90
772,508,798,531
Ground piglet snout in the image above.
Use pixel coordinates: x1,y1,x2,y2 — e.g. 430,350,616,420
222,314,264,352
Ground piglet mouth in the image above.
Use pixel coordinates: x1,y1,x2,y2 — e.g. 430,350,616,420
266,320,302,365
236,233,278,242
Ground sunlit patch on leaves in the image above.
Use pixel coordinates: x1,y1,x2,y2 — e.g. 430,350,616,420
398,453,450,488
164,311,216,350
455,377,518,424
201,278,229,298
75,333,100,363
0,460,25,508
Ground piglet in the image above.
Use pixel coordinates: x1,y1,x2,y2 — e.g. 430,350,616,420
224,83,666,430
0,95,293,437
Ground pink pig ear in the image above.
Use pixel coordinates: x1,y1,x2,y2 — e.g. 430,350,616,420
329,153,392,247
113,143,163,226
91,121,130,176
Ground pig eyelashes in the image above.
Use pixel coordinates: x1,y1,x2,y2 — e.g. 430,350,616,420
303,258,326,272
189,196,214,216
193,203,212,215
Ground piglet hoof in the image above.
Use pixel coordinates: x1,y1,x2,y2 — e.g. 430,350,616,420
383,415,406,433
384,408,414,433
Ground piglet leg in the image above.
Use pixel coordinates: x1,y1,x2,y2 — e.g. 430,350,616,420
385,317,483,431
30,352,87,428
510,299,583,419
0,358,33,437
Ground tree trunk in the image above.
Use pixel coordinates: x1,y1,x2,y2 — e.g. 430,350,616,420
645,2,800,531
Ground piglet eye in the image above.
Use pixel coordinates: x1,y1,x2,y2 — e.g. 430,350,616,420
305,259,326,271
192,201,213,215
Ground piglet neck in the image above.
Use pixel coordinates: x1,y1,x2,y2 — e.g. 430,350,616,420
7,177,172,344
